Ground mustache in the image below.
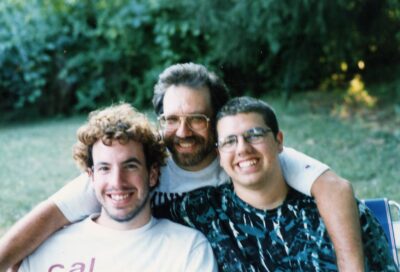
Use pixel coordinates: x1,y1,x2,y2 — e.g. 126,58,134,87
172,135,204,144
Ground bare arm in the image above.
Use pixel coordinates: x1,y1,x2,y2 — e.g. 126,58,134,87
311,170,364,272
0,200,69,271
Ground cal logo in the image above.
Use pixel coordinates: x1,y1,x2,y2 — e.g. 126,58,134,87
48,257,96,272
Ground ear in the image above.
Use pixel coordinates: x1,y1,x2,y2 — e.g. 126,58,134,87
87,167,94,182
276,131,284,152
148,164,159,188
158,129,164,141
216,147,222,164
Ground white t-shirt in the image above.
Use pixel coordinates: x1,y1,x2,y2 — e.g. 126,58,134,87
51,147,329,222
19,216,217,272
157,156,228,193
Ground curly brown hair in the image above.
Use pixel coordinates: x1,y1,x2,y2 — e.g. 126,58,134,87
73,103,167,172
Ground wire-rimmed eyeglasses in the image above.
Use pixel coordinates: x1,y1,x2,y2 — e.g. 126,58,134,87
158,113,210,132
216,127,272,152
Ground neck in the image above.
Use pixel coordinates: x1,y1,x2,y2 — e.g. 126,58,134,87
95,203,152,231
234,171,288,210
177,149,218,171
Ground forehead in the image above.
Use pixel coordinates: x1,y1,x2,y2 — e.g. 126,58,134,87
163,85,212,115
217,112,265,138
92,140,145,163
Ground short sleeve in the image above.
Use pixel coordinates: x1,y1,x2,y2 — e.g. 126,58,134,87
49,173,100,222
279,147,330,196
17,259,28,272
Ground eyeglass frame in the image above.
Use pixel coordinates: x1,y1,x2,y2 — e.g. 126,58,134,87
157,113,211,132
216,127,272,152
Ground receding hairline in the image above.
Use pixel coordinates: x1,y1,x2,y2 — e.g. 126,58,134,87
162,84,214,114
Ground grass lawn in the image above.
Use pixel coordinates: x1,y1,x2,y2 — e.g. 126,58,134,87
0,116,83,237
271,92,400,203
1,92,399,237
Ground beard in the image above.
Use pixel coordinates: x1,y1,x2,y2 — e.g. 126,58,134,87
103,185,151,223
164,133,215,168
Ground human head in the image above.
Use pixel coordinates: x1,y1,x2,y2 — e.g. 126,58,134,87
153,63,230,120
73,103,167,229
152,63,231,170
73,103,167,174
216,96,279,138
216,96,284,197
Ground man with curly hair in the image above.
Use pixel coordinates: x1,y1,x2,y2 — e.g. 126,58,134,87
17,103,217,272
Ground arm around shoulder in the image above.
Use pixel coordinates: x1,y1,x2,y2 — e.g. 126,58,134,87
311,170,365,272
0,199,68,271
279,147,364,270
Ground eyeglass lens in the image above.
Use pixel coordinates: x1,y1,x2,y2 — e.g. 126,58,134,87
218,127,271,152
159,114,209,131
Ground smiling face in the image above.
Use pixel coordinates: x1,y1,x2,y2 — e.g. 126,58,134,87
217,112,283,192
89,140,157,230
162,85,217,171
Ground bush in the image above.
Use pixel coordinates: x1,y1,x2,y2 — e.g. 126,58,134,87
0,0,399,118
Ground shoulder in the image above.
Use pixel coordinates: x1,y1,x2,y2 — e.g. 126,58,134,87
285,188,316,208
357,202,399,270
357,201,388,238
21,219,88,265
278,189,323,224
45,218,90,244
183,183,232,207
155,218,204,234
153,218,209,244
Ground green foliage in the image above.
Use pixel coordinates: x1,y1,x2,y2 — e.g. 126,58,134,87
176,0,400,97
0,0,155,115
0,0,399,118
0,0,55,113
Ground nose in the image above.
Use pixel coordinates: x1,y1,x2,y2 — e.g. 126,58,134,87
110,168,124,188
175,117,193,138
236,136,252,156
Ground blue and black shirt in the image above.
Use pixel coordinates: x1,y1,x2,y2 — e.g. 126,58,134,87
154,183,398,271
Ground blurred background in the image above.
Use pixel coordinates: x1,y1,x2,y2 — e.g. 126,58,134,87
0,0,399,239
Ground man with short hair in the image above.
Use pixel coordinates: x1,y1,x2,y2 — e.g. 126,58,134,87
154,96,397,271
0,63,364,271
18,103,217,272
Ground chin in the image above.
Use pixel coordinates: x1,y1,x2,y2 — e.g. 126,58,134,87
234,175,263,187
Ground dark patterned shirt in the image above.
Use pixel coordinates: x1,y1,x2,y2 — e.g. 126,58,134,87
153,183,398,272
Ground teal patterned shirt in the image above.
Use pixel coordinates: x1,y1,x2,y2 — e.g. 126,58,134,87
153,183,398,271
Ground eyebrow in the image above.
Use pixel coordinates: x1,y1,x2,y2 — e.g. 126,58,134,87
122,157,142,165
94,157,143,166
165,112,207,116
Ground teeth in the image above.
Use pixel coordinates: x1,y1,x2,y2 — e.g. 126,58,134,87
179,142,193,148
238,159,257,168
110,194,129,201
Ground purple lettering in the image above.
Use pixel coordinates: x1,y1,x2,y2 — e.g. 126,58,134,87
89,258,96,272
48,264,64,272
69,262,85,272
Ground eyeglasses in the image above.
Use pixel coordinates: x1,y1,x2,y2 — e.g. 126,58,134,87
158,114,210,132
217,127,272,153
